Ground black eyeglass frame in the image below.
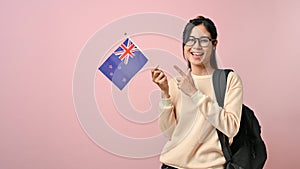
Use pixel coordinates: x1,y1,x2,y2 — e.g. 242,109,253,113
185,36,216,47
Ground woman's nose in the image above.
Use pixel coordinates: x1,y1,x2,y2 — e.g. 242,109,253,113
192,40,202,49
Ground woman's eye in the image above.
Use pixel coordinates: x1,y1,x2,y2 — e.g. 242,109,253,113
201,39,209,43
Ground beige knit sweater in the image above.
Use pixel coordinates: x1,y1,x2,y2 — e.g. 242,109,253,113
159,72,243,169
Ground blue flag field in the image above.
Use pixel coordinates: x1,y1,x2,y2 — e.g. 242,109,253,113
99,38,148,90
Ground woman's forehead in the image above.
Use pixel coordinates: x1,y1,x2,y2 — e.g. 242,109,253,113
190,25,211,37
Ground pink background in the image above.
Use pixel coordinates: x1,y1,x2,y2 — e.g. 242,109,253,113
1,0,300,168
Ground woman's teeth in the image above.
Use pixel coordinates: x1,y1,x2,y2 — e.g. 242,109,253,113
191,52,203,56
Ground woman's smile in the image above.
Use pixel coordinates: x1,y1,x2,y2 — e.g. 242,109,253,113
190,51,204,60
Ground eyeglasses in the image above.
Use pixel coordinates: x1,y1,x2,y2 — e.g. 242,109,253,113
185,36,215,47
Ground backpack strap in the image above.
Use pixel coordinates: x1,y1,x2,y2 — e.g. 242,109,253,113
212,69,233,163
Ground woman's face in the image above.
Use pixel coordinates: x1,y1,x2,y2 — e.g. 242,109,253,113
184,24,216,68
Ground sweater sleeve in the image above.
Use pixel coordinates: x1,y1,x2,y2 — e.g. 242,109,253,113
158,79,178,140
190,72,243,138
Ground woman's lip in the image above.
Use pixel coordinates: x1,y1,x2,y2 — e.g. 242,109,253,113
191,52,204,58
191,53,202,59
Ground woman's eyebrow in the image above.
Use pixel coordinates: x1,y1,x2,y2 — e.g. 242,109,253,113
189,35,210,38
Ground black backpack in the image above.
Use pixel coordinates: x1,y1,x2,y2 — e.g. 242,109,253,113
212,69,267,169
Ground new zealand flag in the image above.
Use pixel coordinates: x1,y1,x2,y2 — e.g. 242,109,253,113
99,38,148,90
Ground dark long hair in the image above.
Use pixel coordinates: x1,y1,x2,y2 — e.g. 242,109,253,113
182,16,218,69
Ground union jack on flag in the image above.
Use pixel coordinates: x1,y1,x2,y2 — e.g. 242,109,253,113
99,38,148,90
114,38,140,64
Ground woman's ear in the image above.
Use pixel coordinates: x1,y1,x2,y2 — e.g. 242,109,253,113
213,40,218,48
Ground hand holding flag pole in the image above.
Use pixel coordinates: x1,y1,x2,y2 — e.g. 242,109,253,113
151,65,170,98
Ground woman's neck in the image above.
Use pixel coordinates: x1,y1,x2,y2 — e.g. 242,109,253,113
191,64,215,76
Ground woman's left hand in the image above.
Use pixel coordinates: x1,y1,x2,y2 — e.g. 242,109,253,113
174,65,197,97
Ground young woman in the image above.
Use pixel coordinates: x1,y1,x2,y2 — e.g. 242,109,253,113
151,16,243,169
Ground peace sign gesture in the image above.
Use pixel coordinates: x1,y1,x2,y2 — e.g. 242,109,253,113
174,65,197,97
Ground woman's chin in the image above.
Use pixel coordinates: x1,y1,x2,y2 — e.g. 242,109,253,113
190,60,204,67
189,56,204,64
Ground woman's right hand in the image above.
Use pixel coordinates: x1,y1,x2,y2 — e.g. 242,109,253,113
151,66,170,98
